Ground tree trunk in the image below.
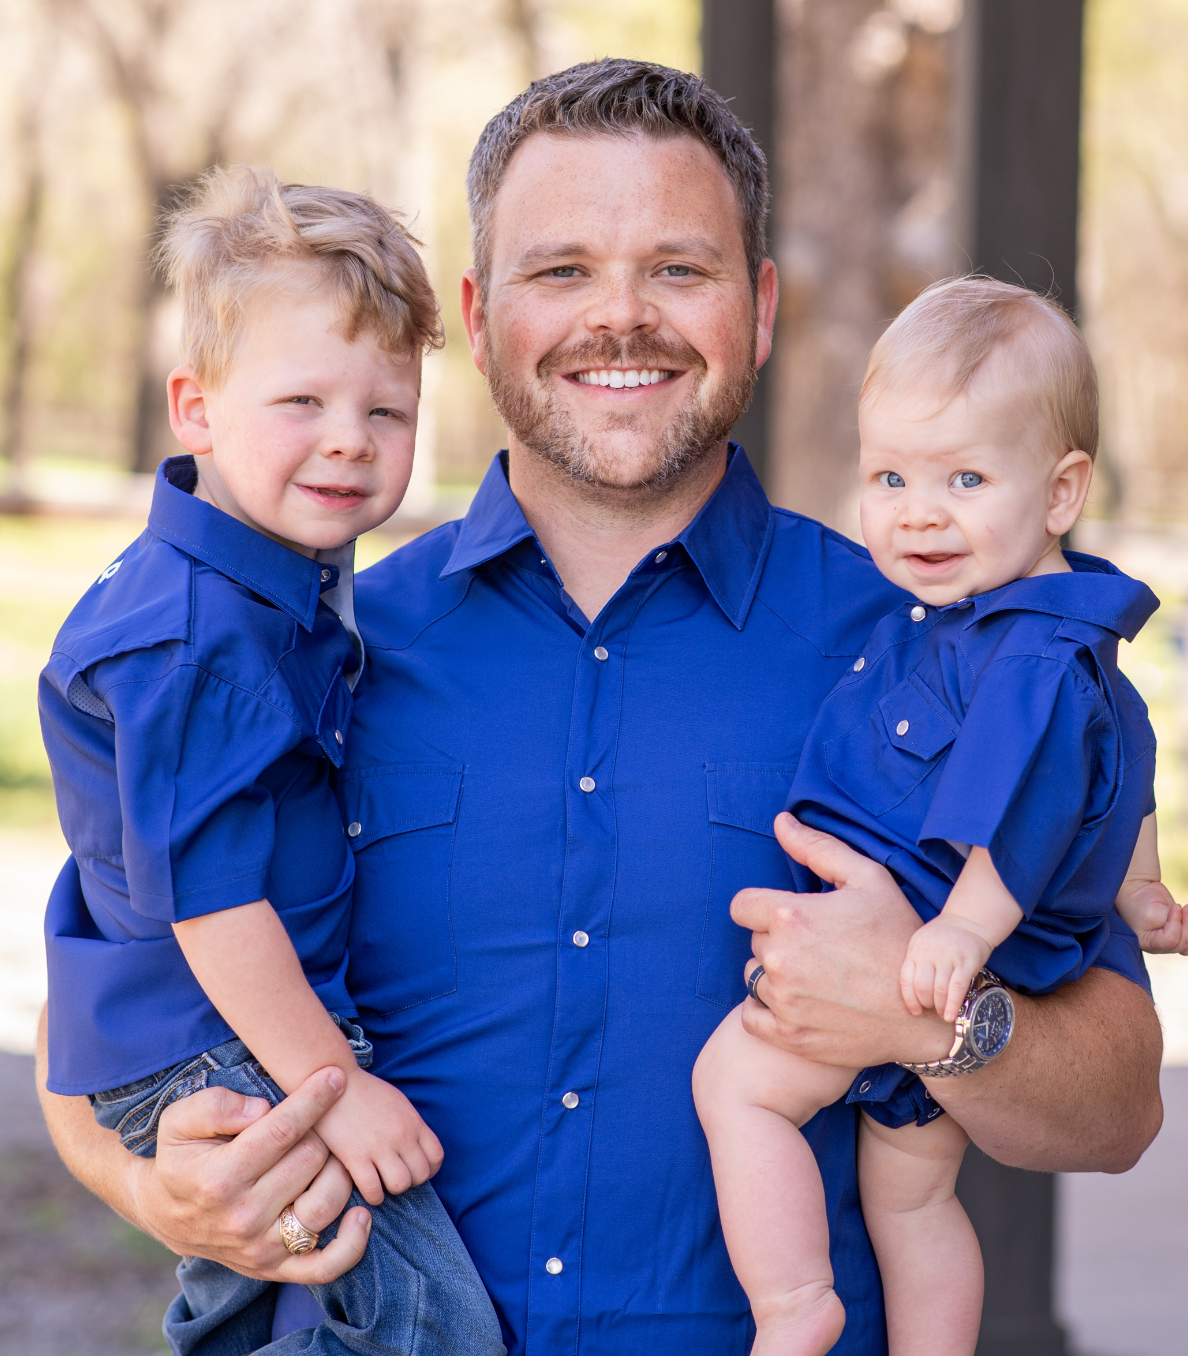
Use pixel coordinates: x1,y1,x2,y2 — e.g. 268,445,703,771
768,0,958,533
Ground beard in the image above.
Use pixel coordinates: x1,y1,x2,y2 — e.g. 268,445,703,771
484,330,757,494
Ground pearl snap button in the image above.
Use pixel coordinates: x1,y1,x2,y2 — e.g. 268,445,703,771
320,568,331,582
545,1257,564,1275
594,646,609,661
853,657,865,672
911,605,926,621
859,1080,872,1093
334,730,343,744
579,776,596,792
655,550,668,563
562,1092,580,1109
347,822,362,837
896,720,910,736
572,931,590,947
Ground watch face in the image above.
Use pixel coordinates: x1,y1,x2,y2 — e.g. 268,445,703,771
969,990,1013,1060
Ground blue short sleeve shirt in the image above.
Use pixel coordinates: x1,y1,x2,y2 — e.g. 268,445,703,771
289,450,1151,1356
788,558,1159,995
40,455,363,1094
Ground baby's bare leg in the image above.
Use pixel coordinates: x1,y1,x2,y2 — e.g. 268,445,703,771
858,1111,982,1356
693,1005,857,1356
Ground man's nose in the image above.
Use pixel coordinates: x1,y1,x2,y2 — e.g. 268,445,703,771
582,267,659,336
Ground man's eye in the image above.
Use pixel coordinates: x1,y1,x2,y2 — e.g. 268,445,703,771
548,266,579,278
659,264,692,277
879,471,906,488
953,472,984,489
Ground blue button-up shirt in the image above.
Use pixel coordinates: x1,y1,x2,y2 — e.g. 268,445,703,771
317,450,1149,1355
40,455,363,1095
789,559,1159,996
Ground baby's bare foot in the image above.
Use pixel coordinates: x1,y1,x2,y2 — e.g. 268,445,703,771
751,1282,845,1356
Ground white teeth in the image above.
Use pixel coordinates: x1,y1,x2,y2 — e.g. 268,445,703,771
575,368,673,386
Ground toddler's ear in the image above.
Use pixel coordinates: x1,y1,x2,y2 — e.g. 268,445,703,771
1046,448,1094,538
167,366,213,455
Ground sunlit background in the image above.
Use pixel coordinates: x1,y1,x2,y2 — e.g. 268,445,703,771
1,2,1187,1353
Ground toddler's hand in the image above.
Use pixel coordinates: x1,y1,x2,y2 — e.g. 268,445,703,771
900,917,993,1022
1116,879,1188,955
314,1068,444,1206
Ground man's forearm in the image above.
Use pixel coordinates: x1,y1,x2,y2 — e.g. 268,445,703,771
930,967,1163,1173
35,1007,155,1235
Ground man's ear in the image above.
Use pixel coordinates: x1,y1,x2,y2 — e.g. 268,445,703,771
167,366,213,455
460,269,487,376
753,257,779,373
1047,449,1094,539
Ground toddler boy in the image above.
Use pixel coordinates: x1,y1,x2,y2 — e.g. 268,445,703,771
39,166,505,1356
694,277,1185,1355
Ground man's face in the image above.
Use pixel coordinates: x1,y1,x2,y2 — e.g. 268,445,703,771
465,131,774,493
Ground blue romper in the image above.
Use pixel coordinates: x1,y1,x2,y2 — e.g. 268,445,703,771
39,456,504,1356
786,554,1158,1128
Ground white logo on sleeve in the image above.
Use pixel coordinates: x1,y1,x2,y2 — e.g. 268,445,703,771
97,560,123,583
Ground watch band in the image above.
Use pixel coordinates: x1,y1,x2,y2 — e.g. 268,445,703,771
897,968,1014,1077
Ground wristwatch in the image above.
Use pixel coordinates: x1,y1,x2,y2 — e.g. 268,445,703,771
897,968,1015,1077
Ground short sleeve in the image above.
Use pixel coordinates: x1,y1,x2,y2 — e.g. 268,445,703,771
95,659,304,923
919,653,1116,917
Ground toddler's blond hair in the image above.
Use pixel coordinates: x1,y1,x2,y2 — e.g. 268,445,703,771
861,277,1098,461
158,165,444,386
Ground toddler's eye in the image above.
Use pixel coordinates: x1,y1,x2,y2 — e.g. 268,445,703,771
953,472,984,489
878,471,906,488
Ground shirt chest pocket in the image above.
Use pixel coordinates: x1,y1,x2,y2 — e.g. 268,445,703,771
334,763,463,1014
824,674,959,818
697,763,801,1008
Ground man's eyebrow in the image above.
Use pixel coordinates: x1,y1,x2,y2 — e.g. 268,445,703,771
652,238,728,265
514,243,589,268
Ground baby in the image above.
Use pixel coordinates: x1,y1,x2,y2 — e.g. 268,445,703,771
693,277,1185,1356
39,167,505,1356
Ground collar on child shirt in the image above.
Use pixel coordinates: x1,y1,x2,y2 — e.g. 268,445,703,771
910,552,1158,643
150,455,364,687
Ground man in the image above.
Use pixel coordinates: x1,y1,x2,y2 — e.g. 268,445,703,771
39,60,1162,1355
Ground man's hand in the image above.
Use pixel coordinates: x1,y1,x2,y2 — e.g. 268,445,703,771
734,814,952,1069
315,1068,444,1206
734,814,1163,1173
37,1012,369,1284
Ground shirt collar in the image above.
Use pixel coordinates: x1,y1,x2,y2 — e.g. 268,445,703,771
440,445,774,631
147,455,352,633
943,551,1159,642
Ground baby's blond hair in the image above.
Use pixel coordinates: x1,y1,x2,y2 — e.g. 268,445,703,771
860,276,1098,461
158,165,444,386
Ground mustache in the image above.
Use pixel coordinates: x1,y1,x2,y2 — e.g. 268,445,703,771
537,335,708,379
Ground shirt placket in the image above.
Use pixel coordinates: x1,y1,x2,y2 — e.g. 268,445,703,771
524,571,660,1354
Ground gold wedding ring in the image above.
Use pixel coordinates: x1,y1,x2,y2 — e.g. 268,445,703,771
279,1206,319,1255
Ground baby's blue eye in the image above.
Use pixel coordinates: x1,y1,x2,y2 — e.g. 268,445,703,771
879,471,906,488
953,472,984,489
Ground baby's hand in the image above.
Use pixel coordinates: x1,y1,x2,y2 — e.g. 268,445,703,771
314,1068,444,1206
1116,879,1188,955
901,917,993,1023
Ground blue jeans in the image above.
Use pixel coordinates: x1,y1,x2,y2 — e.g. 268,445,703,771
91,1019,505,1356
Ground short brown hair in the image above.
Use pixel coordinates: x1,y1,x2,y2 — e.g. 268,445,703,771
467,58,769,295
861,276,1099,460
159,165,444,386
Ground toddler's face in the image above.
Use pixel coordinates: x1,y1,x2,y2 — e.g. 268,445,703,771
858,367,1090,606
169,280,419,556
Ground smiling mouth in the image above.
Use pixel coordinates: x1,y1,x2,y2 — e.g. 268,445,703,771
299,485,364,500
570,368,676,388
906,552,964,568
